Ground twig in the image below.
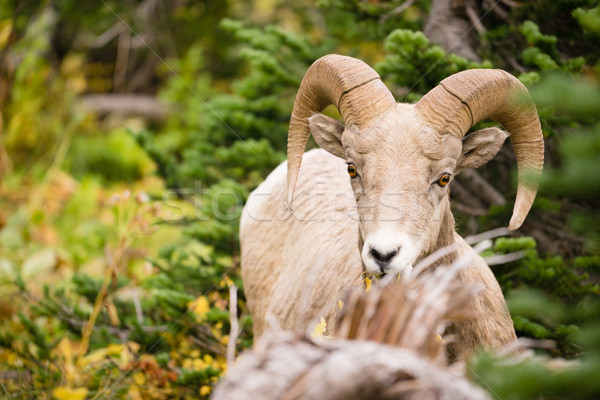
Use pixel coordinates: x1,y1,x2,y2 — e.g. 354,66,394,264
464,227,509,245
451,201,488,216
78,228,131,359
484,0,510,20
83,22,127,48
498,0,521,9
131,289,144,325
505,52,527,73
78,94,170,122
459,169,506,206
450,180,487,210
496,337,556,358
227,284,239,369
189,335,226,358
484,250,526,266
465,1,486,35
113,30,131,93
0,111,12,178
380,0,416,23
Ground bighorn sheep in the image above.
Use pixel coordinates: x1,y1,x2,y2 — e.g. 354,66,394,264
240,55,544,357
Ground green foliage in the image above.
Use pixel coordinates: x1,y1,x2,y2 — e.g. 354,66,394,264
146,19,311,194
3,8,82,169
528,73,600,254
68,130,153,183
377,29,490,100
573,6,600,35
0,196,244,398
471,287,600,399
492,237,599,300
316,0,429,42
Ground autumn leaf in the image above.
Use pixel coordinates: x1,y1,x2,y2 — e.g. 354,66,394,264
200,385,212,396
52,386,88,400
313,317,327,338
365,277,372,292
188,296,210,319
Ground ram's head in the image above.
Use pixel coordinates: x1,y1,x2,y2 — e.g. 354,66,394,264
286,55,543,276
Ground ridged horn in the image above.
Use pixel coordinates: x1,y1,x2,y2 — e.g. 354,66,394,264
286,54,396,210
416,69,544,231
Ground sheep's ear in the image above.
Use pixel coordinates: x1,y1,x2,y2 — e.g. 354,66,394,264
456,127,509,173
308,114,345,158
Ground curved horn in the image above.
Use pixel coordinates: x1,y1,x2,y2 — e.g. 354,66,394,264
416,69,544,231
286,54,396,210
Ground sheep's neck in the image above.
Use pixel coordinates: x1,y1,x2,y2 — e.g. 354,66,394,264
428,206,458,268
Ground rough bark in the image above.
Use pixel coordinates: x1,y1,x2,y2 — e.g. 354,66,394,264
424,0,481,61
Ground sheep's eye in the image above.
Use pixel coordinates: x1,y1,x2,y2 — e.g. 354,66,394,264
437,173,451,187
347,164,358,178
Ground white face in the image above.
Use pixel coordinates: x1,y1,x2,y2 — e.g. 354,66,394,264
341,105,463,277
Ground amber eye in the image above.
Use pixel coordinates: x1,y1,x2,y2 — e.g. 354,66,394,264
347,164,358,178
437,173,451,187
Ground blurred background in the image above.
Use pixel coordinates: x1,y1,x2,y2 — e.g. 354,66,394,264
0,0,599,398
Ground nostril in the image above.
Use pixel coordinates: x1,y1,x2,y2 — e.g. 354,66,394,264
383,249,398,262
370,247,382,261
370,247,398,263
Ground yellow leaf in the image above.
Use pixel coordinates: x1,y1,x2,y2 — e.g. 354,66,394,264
106,343,126,355
313,317,327,337
200,385,212,396
193,358,207,370
220,276,234,287
188,296,210,318
55,338,78,384
203,354,214,365
127,387,143,400
365,277,372,292
80,347,108,366
57,337,73,361
52,386,88,400
216,355,228,373
133,371,146,386
338,299,344,310
0,20,13,48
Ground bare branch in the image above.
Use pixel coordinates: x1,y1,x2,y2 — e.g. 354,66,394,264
484,250,526,266
465,1,486,35
82,22,127,48
459,169,506,206
227,284,239,368
114,30,131,93
380,0,416,23
450,180,487,210
78,94,170,122
498,0,521,9
0,111,12,178
464,227,509,245
452,201,488,216
484,0,510,20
